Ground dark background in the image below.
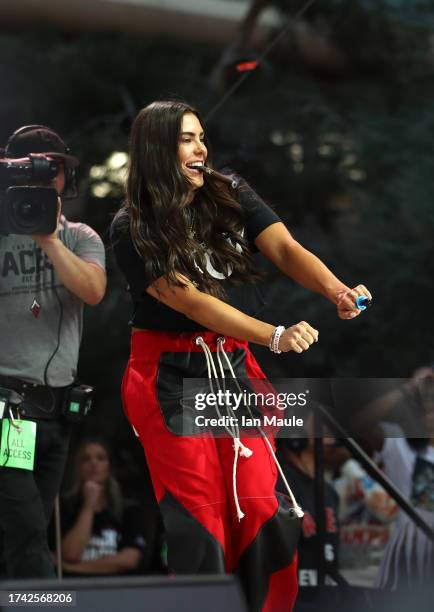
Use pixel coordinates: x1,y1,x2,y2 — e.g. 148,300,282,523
0,0,433,487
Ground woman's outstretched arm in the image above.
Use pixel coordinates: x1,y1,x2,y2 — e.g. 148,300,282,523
254,222,372,320
146,275,318,354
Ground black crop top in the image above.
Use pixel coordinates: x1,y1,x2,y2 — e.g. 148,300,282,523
110,177,281,332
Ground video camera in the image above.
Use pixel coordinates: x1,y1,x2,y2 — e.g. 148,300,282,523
0,154,59,235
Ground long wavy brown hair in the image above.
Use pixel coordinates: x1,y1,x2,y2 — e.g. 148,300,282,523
118,100,262,297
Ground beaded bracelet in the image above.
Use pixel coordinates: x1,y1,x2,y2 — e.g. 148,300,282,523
269,325,285,354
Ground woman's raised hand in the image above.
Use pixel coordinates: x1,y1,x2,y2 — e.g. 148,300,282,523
82,480,103,511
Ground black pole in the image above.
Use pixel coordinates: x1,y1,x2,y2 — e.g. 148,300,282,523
313,406,326,588
317,403,434,542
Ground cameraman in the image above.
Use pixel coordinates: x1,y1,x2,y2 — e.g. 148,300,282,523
0,125,106,578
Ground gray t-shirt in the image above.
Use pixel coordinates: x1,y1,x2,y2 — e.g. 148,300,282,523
375,422,434,588
0,216,105,386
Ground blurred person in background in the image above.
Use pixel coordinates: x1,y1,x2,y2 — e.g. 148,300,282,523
357,365,434,589
0,125,106,579
56,438,146,576
333,447,396,587
276,433,341,593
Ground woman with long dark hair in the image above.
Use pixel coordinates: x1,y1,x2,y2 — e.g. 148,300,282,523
111,100,371,611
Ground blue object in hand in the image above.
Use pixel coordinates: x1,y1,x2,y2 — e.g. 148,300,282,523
355,295,372,310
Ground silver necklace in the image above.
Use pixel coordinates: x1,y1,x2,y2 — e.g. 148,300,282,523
187,206,196,239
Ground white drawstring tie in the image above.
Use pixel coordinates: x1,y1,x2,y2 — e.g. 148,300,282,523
196,336,251,520
195,335,303,520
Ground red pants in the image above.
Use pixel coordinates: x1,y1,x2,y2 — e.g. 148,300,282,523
122,330,299,611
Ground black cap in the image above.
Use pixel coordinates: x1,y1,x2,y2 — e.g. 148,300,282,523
4,125,79,168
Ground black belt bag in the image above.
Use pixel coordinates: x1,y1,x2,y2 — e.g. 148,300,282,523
0,375,69,420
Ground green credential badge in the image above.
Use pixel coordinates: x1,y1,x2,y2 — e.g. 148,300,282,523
0,419,36,470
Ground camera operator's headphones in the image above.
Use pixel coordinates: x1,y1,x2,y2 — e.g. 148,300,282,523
4,124,79,199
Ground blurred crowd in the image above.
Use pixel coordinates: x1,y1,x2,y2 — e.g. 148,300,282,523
1,364,432,600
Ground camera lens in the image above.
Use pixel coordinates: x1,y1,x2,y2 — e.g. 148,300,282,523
4,186,57,234
13,199,43,228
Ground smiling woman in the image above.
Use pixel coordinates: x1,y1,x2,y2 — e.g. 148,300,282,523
178,113,207,190
117,100,263,300
110,99,371,612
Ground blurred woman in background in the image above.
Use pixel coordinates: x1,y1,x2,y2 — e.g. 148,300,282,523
58,439,146,576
